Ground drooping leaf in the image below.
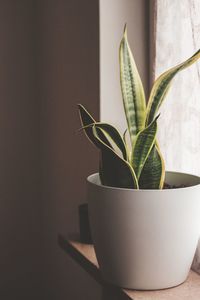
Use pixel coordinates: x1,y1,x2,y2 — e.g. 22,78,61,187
78,104,112,148
119,25,146,144
91,123,127,160
146,49,200,125
92,125,138,189
80,120,128,160
131,115,159,179
78,105,137,188
139,144,165,189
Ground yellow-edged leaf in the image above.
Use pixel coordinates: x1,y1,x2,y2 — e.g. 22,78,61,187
94,123,128,160
120,25,146,143
139,144,165,189
78,104,112,148
131,115,159,179
93,126,138,189
146,49,200,125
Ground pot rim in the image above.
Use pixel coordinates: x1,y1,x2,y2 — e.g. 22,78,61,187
87,171,200,192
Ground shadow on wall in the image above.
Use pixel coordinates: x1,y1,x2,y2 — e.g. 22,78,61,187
0,1,41,299
0,0,100,299
38,0,101,299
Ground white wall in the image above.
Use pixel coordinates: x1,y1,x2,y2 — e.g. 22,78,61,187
100,0,149,134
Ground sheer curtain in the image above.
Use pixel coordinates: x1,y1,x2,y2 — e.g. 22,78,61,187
151,0,200,273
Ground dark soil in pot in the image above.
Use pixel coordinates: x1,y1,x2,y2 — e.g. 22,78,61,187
163,183,187,189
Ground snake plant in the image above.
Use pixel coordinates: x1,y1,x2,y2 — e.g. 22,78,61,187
78,26,200,189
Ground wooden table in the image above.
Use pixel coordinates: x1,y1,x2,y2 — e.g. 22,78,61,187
58,234,200,300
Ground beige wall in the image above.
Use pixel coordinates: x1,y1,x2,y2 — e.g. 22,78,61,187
0,1,149,299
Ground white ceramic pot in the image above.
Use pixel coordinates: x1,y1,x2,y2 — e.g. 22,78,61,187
87,172,200,290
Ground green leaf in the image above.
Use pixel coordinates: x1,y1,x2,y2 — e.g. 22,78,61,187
80,121,128,160
139,144,165,189
123,129,128,145
131,115,159,179
146,49,200,125
119,25,146,144
78,104,112,148
93,125,138,189
91,123,127,160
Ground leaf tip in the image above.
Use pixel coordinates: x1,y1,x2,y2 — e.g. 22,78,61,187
77,103,83,109
155,113,161,120
123,23,127,38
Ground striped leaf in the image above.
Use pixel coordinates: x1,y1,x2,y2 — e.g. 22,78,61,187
78,104,112,148
94,123,128,160
123,129,128,145
80,121,128,160
139,144,165,189
92,126,138,189
119,25,146,144
131,115,159,179
146,49,200,125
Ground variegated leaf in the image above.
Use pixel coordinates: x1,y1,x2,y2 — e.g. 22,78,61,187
146,49,200,125
78,104,112,148
94,123,127,160
119,25,146,143
93,126,138,189
139,144,165,189
131,116,159,179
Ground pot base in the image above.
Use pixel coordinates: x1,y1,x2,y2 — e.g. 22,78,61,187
102,272,188,291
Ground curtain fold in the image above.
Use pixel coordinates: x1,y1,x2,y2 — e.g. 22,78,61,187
152,0,200,274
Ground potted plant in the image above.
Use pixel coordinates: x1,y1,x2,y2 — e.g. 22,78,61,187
78,26,200,290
